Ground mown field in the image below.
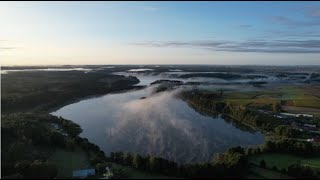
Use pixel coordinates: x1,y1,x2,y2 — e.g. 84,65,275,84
249,153,320,170
246,166,292,179
108,163,181,179
224,84,320,117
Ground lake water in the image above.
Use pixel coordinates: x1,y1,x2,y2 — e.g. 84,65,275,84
51,79,264,164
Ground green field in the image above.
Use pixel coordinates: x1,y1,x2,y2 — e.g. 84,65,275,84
48,148,91,178
246,166,292,179
278,85,320,108
249,153,320,170
224,85,320,117
225,89,280,109
109,163,182,179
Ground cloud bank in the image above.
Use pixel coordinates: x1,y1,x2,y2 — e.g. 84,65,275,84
133,39,320,53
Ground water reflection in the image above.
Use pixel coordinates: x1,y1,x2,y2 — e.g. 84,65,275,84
52,86,264,164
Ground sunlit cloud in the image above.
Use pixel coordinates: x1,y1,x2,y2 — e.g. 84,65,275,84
0,40,21,51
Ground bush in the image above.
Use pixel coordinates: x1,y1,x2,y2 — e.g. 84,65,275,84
280,168,287,174
287,163,315,178
96,163,108,174
23,160,58,179
272,166,278,171
2,173,24,179
259,159,266,168
110,166,127,179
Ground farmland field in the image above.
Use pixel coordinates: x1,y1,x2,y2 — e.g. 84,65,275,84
249,153,320,170
246,166,292,179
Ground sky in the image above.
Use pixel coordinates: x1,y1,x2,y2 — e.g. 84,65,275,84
1,1,320,66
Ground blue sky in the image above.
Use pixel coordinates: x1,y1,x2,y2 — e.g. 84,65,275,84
1,1,320,65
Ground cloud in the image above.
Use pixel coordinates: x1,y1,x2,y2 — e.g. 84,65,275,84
0,47,18,51
304,6,320,18
0,40,21,51
237,24,252,29
142,6,158,12
0,47,17,49
133,39,320,53
270,16,320,27
264,30,320,39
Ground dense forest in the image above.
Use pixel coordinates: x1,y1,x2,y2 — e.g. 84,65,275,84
2,71,140,113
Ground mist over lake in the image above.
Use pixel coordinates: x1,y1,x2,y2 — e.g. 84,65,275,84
52,82,264,164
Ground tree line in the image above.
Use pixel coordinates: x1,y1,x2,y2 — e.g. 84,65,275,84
106,146,248,178
180,90,284,133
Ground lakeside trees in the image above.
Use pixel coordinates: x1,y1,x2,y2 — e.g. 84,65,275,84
261,139,319,157
274,125,302,138
107,146,248,178
181,90,283,132
272,102,282,113
1,113,99,179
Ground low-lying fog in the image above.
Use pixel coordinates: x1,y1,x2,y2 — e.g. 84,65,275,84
47,65,320,164
0,68,92,74
52,85,264,164
113,70,309,87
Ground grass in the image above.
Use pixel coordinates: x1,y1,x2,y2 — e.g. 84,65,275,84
249,153,320,170
225,85,320,113
225,90,280,108
246,166,292,179
293,94,320,109
282,105,320,117
126,167,178,179
48,147,91,178
245,173,264,179
48,149,179,179
278,85,320,108
109,163,182,179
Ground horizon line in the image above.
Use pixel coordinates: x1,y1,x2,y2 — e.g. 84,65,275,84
2,64,320,67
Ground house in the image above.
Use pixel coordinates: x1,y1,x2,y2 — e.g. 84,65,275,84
280,112,313,118
73,169,96,179
313,137,320,143
304,124,317,128
101,167,112,179
304,124,317,131
274,115,284,119
307,137,320,143
51,123,59,130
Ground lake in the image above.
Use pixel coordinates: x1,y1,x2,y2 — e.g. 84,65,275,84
51,80,264,164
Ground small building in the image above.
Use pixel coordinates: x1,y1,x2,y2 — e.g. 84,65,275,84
307,137,320,143
51,123,59,130
274,115,284,119
280,112,313,118
304,124,317,128
73,169,96,179
313,137,320,143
